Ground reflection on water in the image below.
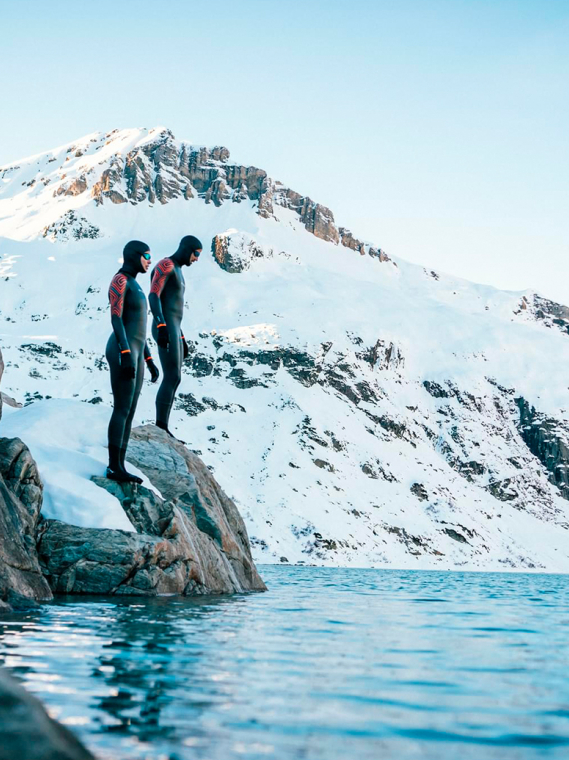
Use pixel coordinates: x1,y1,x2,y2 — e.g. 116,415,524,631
1,567,569,759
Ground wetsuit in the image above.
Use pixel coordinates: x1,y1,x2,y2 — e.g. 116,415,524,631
106,240,159,482
149,235,202,433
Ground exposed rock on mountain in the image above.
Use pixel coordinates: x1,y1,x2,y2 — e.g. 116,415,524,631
0,127,385,257
212,231,266,273
517,398,569,499
0,668,95,760
529,294,569,337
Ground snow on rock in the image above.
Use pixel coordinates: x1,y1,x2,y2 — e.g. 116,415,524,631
1,127,569,571
0,401,136,531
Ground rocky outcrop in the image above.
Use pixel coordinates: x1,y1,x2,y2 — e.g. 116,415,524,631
0,437,53,611
339,227,390,262
517,397,569,499
212,231,266,273
529,294,569,337
36,425,265,596
0,668,95,760
42,210,101,241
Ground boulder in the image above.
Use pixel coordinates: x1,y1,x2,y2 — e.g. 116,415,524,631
0,437,53,610
212,231,266,273
129,425,264,590
36,425,266,596
0,668,95,760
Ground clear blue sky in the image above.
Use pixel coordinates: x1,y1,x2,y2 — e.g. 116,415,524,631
2,0,568,301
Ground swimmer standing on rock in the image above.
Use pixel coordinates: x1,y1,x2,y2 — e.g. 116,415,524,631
149,235,202,438
105,240,159,483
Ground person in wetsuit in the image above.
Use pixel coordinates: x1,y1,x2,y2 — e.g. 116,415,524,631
148,235,202,435
106,240,159,482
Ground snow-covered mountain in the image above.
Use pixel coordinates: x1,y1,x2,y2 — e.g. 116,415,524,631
2,126,569,571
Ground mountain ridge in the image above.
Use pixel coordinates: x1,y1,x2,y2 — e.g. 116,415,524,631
0,126,388,266
1,127,569,571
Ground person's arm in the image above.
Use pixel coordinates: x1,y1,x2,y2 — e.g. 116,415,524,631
144,342,159,382
181,330,189,360
149,259,175,347
109,274,135,379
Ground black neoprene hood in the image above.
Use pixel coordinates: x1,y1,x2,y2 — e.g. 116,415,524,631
121,240,150,275
175,235,203,265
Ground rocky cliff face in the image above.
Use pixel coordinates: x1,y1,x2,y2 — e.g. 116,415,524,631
517,398,569,499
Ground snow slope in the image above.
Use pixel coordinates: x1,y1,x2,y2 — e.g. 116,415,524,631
1,127,569,570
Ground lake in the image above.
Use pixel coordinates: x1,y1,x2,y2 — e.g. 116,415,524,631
1,566,569,759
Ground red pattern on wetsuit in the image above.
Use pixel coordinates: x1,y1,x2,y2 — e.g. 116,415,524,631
109,273,127,318
150,258,174,297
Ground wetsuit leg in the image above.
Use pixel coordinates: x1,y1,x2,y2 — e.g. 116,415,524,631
121,351,145,460
152,324,182,430
106,337,143,482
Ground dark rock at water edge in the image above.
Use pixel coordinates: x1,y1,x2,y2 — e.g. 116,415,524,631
0,668,95,760
37,425,266,596
0,436,53,611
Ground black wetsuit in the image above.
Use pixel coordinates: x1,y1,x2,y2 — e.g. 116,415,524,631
149,235,202,433
106,240,158,482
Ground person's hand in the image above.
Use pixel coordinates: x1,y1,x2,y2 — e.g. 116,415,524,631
146,358,159,383
119,350,135,380
182,335,189,360
157,323,169,349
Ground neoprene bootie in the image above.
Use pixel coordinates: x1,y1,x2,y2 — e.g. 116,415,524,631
106,444,132,482
119,445,143,484
156,420,186,444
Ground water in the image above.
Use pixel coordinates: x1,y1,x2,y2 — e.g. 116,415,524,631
1,566,569,760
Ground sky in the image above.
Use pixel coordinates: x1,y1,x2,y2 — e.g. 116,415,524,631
1,0,568,302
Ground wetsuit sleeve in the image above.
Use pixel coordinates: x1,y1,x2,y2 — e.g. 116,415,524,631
149,258,175,326
144,342,151,360
109,273,130,352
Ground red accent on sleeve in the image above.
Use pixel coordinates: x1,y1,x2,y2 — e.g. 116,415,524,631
150,258,174,297
109,273,127,318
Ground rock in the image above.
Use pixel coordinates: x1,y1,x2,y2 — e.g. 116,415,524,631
0,668,95,760
339,227,390,262
128,425,265,591
42,211,100,242
410,483,429,501
0,437,53,611
212,231,267,273
36,426,266,596
516,397,569,499
529,294,569,337
37,519,198,596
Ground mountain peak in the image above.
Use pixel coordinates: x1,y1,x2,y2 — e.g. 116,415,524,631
0,127,388,265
